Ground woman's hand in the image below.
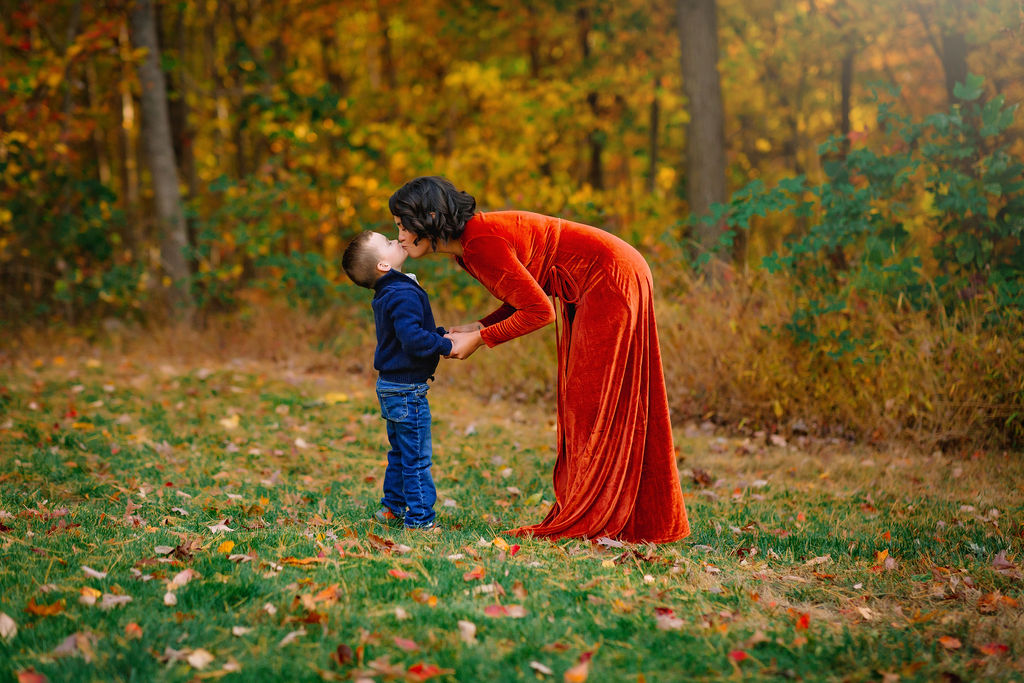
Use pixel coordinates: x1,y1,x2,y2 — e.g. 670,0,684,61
447,321,484,333
444,330,485,360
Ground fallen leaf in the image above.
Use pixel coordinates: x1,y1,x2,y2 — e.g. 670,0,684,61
804,555,832,567
217,540,235,554
278,628,307,648
281,556,325,567
728,650,749,663
492,537,510,551
394,636,419,652
509,544,521,557
463,565,486,581
938,636,962,650
163,592,177,606
484,604,526,618
564,653,591,682
388,569,412,579
187,648,214,669
52,631,97,662
331,643,354,666
232,626,253,636
79,587,102,606
219,414,240,429
16,669,47,683
99,593,132,610
978,642,1009,656
124,622,143,639
81,565,107,579
0,612,17,640
24,598,64,617
457,620,476,645
154,545,175,555
207,519,234,533
655,612,685,630
406,662,453,681
171,568,200,587
795,613,810,630
530,661,554,676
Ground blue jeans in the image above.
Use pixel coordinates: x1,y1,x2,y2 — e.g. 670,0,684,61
376,378,436,528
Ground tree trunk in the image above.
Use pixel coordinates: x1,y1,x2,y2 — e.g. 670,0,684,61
677,0,728,258
129,0,195,320
941,30,968,103
577,7,604,190
647,76,661,195
839,44,855,157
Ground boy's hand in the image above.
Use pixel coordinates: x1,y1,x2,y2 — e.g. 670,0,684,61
447,321,484,333
444,330,484,359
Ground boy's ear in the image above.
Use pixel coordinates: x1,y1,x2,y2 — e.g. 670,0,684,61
376,261,392,273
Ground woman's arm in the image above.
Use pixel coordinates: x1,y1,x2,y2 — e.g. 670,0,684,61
463,236,554,346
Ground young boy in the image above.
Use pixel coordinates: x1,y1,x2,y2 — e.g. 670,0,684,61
342,231,452,531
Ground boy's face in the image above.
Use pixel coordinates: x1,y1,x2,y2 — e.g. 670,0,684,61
369,231,408,271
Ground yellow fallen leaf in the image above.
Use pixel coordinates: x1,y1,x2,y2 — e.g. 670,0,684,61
322,392,349,404
492,537,509,552
217,541,235,554
219,414,240,429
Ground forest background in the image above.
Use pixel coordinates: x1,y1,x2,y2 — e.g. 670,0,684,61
2,0,1023,450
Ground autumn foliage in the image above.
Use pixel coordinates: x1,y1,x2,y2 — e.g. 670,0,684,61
1,1,1022,447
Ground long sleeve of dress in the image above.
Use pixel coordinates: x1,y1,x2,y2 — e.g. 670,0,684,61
462,235,555,347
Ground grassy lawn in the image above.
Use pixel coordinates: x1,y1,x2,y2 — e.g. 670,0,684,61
1,349,1022,682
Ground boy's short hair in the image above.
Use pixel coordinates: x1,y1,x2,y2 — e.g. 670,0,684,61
342,232,381,288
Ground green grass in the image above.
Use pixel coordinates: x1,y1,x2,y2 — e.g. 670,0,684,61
1,352,1022,682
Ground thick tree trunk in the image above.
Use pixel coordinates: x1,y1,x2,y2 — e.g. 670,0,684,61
677,0,728,257
129,0,195,320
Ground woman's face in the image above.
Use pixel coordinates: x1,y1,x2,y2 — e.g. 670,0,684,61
394,216,432,259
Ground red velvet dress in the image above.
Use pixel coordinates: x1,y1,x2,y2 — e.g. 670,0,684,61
456,211,690,543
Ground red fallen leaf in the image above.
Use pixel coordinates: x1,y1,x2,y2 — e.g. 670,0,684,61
542,642,570,652
16,669,48,683
978,642,1009,656
483,604,526,618
124,622,143,640
509,544,521,557
654,607,675,616
25,598,65,616
728,650,749,663
463,565,486,581
407,662,453,681
795,613,810,630
331,643,354,666
938,636,962,650
796,512,806,522
394,636,419,652
388,569,411,579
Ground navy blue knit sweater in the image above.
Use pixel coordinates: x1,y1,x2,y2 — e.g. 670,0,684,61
371,270,453,383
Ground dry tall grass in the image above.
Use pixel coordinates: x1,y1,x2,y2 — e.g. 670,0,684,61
6,270,1021,451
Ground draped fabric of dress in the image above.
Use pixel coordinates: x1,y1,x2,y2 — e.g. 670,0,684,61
456,211,690,543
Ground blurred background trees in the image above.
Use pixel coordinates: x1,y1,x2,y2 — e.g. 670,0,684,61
2,0,1022,447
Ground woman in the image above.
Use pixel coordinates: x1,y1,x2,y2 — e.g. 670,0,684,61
389,176,690,544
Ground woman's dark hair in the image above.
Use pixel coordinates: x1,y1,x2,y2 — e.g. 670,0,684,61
388,176,476,249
